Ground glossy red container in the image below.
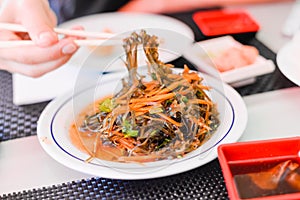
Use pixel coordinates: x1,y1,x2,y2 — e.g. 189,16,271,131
193,9,260,37
218,137,300,200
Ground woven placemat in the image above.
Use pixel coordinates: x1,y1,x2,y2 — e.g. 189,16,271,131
1,159,228,200
0,71,49,142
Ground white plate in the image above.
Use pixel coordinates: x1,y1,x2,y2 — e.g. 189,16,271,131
277,40,300,86
59,12,195,72
37,69,247,180
184,36,275,87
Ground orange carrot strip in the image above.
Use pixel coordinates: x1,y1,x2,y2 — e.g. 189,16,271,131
133,105,154,113
195,84,210,90
157,79,188,95
183,64,190,73
145,85,165,97
156,112,182,127
144,80,160,91
183,73,200,82
119,138,136,149
129,102,160,110
130,93,175,103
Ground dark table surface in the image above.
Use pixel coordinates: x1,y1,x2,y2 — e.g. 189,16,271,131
0,9,297,200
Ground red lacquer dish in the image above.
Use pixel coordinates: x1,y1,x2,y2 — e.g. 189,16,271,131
218,137,300,200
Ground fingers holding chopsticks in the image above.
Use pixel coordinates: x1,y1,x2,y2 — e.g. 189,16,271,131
0,0,118,77
0,32,79,77
19,0,59,47
0,26,81,77
0,0,83,77
0,36,77,63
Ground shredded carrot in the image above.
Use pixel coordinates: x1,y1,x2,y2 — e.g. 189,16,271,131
157,79,188,95
75,31,219,163
130,93,175,103
156,112,182,127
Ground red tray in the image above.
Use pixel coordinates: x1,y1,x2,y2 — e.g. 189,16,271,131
193,9,260,36
218,137,300,200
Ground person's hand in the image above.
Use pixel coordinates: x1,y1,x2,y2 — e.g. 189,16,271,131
0,0,79,77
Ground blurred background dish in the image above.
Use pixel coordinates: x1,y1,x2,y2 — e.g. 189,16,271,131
192,9,260,37
277,32,300,86
184,36,275,87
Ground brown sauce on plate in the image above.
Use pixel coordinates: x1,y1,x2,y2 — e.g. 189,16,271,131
69,97,124,162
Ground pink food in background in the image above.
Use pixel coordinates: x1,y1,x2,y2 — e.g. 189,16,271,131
213,45,259,72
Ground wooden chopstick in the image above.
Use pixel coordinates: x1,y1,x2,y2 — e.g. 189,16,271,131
0,22,124,48
54,28,116,39
0,39,123,48
0,22,117,39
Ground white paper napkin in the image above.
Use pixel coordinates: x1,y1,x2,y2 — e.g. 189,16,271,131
12,47,93,106
12,63,80,105
12,48,127,106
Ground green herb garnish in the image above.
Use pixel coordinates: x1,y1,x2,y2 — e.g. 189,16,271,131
99,98,114,113
122,120,138,137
